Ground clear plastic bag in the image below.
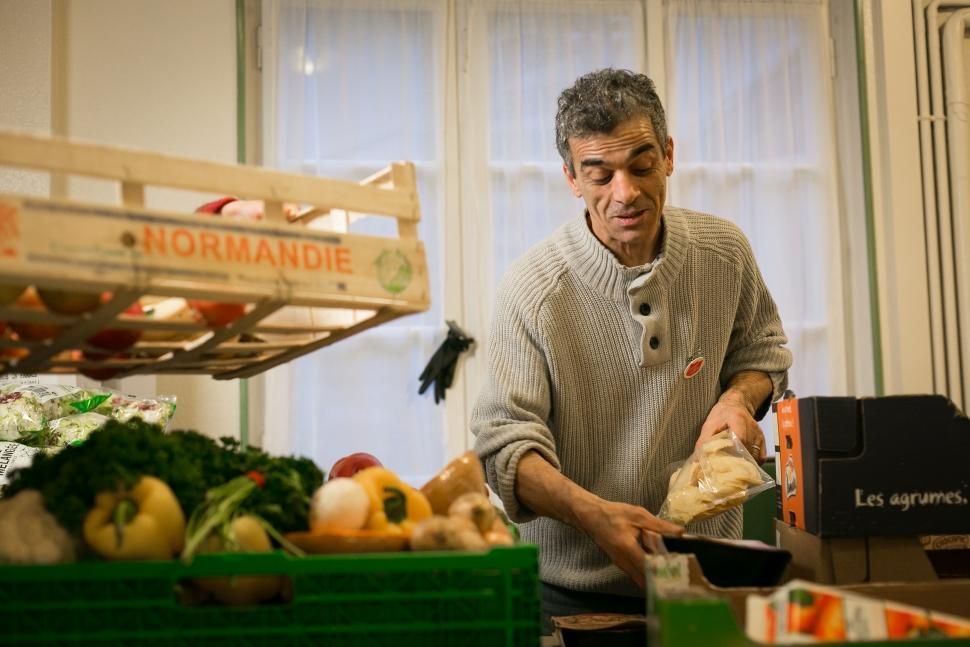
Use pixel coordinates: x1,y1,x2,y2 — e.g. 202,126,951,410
46,412,111,447
0,383,106,442
659,430,774,526
0,441,40,488
93,391,176,428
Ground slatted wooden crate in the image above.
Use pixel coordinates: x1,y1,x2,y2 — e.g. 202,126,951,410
0,131,429,379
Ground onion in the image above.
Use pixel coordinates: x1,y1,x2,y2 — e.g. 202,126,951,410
309,478,370,532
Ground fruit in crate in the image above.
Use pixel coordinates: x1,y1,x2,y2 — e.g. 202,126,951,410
0,330,28,360
420,450,487,515
36,288,101,315
189,300,247,328
86,294,143,351
309,478,370,532
75,350,128,381
139,297,195,341
193,515,283,605
0,283,26,306
328,452,383,480
9,287,64,342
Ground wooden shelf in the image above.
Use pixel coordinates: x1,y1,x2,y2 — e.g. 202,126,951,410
0,131,429,380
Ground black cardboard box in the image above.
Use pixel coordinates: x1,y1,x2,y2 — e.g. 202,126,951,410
775,395,970,538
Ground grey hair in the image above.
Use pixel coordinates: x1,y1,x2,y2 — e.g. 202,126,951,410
555,68,668,176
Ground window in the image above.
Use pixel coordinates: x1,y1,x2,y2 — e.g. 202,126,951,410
260,0,448,484
259,0,849,478
665,0,846,444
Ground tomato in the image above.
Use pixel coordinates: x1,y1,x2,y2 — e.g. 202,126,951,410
76,349,128,381
189,300,247,328
0,328,29,360
86,293,144,351
329,452,383,480
37,288,102,315
9,287,65,342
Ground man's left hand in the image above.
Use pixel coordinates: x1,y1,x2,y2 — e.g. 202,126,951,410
696,394,764,461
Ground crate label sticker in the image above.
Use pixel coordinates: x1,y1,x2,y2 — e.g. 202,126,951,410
375,250,413,295
14,384,82,403
0,374,41,389
0,441,39,487
645,553,689,594
0,201,19,259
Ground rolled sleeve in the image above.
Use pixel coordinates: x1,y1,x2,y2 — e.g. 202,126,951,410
471,274,560,523
720,234,793,416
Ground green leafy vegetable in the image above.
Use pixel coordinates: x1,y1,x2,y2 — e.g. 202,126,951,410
3,418,324,536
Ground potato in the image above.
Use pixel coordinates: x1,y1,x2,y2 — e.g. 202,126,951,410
447,492,496,534
410,515,487,551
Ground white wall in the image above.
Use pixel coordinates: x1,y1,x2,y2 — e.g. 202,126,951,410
858,0,935,395
0,0,242,439
0,0,51,196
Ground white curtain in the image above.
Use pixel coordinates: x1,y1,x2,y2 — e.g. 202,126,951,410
259,0,848,475
260,0,448,485
456,0,649,418
665,0,845,446
459,0,647,291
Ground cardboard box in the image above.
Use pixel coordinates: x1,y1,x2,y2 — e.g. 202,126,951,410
667,555,970,639
774,395,970,537
646,554,970,645
776,521,939,585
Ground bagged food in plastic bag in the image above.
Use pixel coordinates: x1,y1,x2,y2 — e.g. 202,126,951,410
0,390,46,441
46,412,111,447
94,391,176,428
0,441,40,489
659,430,774,526
0,382,109,441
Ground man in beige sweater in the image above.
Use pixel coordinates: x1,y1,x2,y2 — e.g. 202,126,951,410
470,69,792,626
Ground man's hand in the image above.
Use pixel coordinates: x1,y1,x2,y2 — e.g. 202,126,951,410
696,371,773,461
514,451,682,589
575,498,682,587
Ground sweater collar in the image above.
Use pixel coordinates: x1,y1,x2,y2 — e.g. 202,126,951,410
558,207,690,302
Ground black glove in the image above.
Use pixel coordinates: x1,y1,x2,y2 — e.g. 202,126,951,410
418,320,474,404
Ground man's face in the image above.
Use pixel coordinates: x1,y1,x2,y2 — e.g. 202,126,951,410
563,117,674,266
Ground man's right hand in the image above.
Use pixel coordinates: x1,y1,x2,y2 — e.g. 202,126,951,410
575,498,683,587
514,451,683,589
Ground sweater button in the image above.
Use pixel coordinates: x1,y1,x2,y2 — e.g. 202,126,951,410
639,303,651,316
649,336,660,350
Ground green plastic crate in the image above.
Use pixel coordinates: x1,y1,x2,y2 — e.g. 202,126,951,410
646,568,970,647
0,545,540,646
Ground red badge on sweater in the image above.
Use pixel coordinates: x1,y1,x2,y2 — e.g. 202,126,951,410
683,357,705,379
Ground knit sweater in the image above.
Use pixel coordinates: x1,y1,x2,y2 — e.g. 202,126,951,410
471,206,792,596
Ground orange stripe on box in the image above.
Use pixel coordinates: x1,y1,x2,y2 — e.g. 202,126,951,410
778,399,806,530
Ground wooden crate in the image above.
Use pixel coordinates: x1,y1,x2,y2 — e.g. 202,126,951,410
0,131,429,379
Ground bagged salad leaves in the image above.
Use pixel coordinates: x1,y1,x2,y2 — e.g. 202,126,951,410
0,383,108,441
0,378,176,448
46,412,111,447
93,391,176,428
659,430,774,526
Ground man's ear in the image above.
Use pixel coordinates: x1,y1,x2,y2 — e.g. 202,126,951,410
665,136,675,177
563,163,582,198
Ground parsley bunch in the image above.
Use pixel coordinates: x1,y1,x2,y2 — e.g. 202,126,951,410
4,419,323,536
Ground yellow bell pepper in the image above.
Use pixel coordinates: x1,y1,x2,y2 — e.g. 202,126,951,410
83,475,186,560
353,467,432,534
